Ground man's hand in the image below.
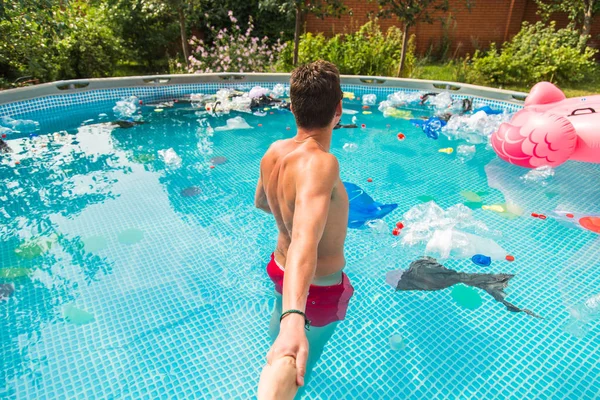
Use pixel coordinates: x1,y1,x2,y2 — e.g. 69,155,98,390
266,313,309,387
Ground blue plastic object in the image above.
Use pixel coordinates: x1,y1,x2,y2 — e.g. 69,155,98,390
473,106,503,115
410,117,447,139
344,182,398,229
471,254,492,267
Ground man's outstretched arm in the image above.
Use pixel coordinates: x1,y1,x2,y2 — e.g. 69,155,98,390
266,153,339,386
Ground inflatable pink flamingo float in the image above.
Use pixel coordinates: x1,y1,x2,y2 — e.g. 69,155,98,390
491,82,600,168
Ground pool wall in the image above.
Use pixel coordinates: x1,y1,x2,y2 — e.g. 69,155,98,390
0,73,526,119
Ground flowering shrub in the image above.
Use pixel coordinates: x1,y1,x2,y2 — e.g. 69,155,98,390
186,11,286,73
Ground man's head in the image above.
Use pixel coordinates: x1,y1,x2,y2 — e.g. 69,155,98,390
290,60,343,130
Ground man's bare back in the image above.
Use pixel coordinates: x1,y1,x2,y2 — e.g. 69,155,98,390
256,61,353,396
256,138,348,279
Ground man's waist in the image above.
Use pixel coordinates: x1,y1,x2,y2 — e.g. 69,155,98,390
272,252,345,286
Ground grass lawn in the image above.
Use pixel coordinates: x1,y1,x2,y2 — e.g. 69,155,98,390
412,62,600,98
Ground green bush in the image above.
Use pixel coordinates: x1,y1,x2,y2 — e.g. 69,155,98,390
54,10,124,79
0,2,122,81
275,19,414,77
470,21,597,86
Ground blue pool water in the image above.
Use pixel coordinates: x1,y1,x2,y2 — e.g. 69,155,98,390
1,86,600,399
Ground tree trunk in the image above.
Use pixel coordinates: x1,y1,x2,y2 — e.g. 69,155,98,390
178,6,190,67
293,4,302,66
397,24,410,77
581,0,594,39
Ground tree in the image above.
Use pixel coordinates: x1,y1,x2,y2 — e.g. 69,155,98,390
372,0,472,76
1,1,122,81
535,0,599,41
260,0,348,66
106,0,179,72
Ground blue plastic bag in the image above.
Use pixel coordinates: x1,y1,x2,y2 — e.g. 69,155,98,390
410,117,447,140
473,106,503,115
344,182,398,229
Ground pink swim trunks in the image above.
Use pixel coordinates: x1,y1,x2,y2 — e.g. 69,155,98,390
266,253,354,327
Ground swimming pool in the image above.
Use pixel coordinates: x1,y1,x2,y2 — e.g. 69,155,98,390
1,76,599,399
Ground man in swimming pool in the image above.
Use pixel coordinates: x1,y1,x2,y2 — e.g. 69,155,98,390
255,60,354,399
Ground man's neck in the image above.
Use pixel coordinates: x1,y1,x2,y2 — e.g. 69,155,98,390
295,127,332,152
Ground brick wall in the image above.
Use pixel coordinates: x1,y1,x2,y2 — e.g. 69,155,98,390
305,0,600,56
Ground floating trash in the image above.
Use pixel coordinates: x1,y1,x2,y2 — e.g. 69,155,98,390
389,334,406,351
365,219,388,235
451,284,483,310
439,147,454,154
214,116,252,131
362,94,377,106
133,153,156,163
210,156,227,165
0,284,14,300
482,204,505,213
521,166,555,186
457,145,476,162
460,190,482,203
117,229,144,245
63,304,95,325
181,186,202,197
158,148,182,168
387,257,541,317
14,237,54,260
113,96,139,119
555,210,600,234
471,254,491,267
82,236,108,253
343,143,358,152
0,268,32,280
383,108,413,119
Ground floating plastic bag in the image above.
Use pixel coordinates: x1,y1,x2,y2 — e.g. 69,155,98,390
399,202,502,260
383,108,413,119
0,126,13,137
113,96,139,119
563,293,600,338
425,92,453,110
425,229,506,260
271,84,288,98
158,148,182,168
457,145,476,162
521,166,554,186
343,143,358,152
249,86,270,99
382,91,423,108
410,117,446,139
362,94,377,106
0,116,40,134
442,111,511,144
214,116,253,131
344,182,398,229
365,219,389,235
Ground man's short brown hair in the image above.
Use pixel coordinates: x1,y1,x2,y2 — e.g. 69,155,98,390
290,60,343,130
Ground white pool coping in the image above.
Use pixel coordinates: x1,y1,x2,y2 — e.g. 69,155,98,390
0,73,527,106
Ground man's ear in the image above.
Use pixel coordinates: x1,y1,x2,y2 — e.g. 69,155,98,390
290,104,294,115
336,100,342,116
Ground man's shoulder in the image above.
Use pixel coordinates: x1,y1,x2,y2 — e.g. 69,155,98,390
300,151,339,183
